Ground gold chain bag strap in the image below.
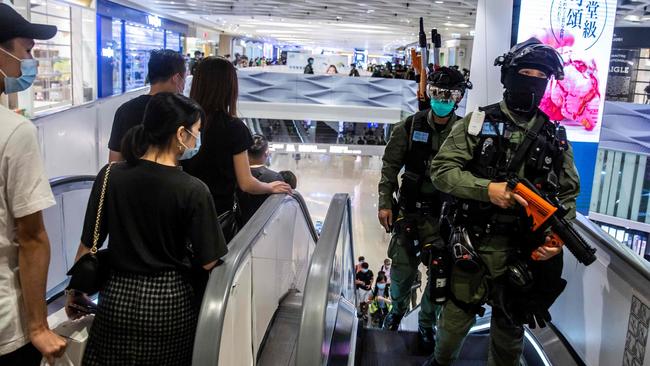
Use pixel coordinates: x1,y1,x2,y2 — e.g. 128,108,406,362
66,163,114,295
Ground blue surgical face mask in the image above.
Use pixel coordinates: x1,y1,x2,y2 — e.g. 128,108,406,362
362,268,369,273
0,47,38,94
179,129,201,161
430,98,456,117
377,283,386,289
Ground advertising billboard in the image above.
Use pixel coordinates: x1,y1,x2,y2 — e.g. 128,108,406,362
517,0,617,142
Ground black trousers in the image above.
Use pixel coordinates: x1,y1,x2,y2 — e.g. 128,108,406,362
0,342,42,366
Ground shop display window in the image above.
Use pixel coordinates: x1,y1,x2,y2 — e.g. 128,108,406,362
124,23,164,91
111,20,123,95
30,0,73,111
633,48,650,104
166,30,181,52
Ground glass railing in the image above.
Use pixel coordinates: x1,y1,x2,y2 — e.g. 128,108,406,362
44,175,96,300
192,192,318,365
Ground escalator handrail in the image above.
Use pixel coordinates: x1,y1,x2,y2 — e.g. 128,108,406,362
296,193,353,366
292,120,306,144
575,213,650,282
49,175,96,188
192,192,318,365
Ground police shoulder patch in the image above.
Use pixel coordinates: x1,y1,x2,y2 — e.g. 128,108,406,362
412,130,429,143
480,121,505,136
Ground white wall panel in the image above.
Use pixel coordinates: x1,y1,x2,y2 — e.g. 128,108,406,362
40,105,97,177
33,89,147,178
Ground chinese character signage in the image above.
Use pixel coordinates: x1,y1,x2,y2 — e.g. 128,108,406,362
517,0,617,142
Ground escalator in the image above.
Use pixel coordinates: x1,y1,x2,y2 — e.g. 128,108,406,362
294,193,650,366
295,194,553,366
192,192,318,365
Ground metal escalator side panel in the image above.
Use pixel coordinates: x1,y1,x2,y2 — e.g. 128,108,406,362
548,213,650,366
192,192,318,365
296,193,355,366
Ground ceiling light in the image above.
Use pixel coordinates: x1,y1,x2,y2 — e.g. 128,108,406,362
435,1,444,3
624,14,641,21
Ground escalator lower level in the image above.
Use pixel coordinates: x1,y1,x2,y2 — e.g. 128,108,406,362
355,327,548,366
257,290,304,366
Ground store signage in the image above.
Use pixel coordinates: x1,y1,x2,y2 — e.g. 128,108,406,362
517,0,617,143
146,15,162,28
270,143,368,156
606,49,639,102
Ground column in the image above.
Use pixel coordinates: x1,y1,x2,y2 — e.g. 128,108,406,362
465,0,514,114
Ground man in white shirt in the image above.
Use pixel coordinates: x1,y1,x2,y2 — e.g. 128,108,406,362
0,4,67,365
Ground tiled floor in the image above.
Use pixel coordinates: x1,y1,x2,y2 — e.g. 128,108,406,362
269,153,428,297
270,153,391,274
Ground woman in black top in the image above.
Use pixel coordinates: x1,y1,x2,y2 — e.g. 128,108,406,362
66,93,227,366
182,57,291,216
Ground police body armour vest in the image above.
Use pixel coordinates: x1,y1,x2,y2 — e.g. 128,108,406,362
398,110,456,212
467,103,566,193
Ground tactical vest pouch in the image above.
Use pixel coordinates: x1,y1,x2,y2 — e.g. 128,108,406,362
398,171,422,212
394,218,421,258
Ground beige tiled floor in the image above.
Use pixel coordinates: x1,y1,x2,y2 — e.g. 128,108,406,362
270,153,423,282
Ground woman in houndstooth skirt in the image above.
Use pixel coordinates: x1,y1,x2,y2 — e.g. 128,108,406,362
66,93,228,365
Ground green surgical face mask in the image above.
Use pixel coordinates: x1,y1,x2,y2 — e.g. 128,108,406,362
430,98,455,117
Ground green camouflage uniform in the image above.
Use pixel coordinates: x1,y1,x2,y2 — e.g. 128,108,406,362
429,101,580,366
378,110,459,330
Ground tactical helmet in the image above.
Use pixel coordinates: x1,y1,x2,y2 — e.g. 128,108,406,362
427,66,473,92
494,37,564,82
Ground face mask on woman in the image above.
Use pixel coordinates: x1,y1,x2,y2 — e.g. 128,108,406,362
377,283,386,290
179,129,201,160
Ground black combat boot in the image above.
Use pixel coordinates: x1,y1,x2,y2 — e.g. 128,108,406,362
418,325,435,347
382,312,403,331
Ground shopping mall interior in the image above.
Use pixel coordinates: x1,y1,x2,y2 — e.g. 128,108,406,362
1,0,650,365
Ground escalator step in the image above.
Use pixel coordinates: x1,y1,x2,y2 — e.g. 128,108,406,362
356,329,491,366
356,329,430,366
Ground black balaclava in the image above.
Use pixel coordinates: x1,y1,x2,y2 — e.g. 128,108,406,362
503,67,549,115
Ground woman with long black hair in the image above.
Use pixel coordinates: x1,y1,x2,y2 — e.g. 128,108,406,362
183,57,291,226
66,93,227,365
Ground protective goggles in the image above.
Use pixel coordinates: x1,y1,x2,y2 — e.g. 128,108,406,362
426,85,464,103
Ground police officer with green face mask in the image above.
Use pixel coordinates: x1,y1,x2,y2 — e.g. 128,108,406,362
377,67,471,346
424,38,580,366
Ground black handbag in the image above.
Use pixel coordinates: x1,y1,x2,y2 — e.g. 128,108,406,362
218,194,242,243
66,163,114,295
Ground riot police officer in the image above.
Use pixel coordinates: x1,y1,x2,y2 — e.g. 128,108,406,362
377,67,471,345
425,38,580,366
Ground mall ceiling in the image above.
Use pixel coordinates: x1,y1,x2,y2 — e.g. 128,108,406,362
139,0,650,52
143,0,479,52
616,0,650,25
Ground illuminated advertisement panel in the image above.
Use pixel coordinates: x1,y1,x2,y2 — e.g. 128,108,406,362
517,0,617,142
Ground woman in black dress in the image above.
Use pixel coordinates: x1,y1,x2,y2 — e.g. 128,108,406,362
183,57,291,217
66,93,227,365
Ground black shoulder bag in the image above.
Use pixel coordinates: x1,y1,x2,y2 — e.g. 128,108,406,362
218,193,243,243
66,163,113,295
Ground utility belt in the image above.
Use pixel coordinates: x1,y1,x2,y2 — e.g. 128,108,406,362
444,199,523,237
398,171,442,215
401,200,440,215
469,214,523,236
